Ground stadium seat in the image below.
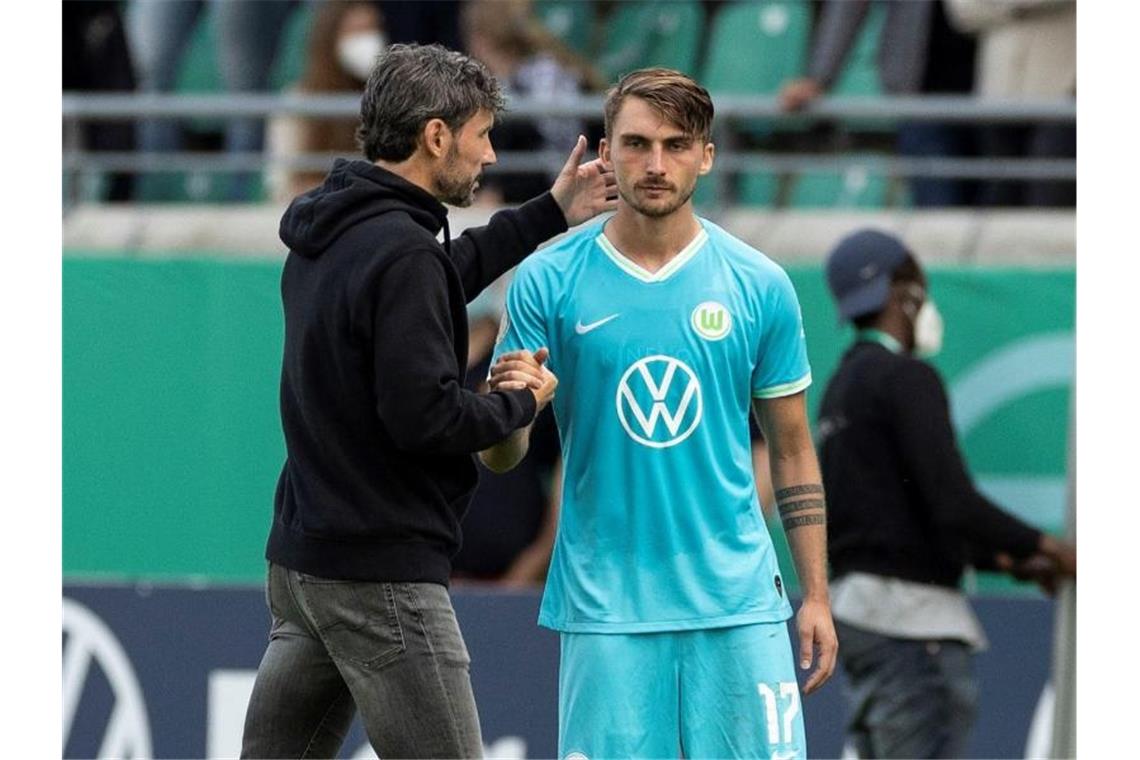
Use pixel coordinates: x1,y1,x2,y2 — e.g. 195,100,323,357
535,0,596,56
698,2,812,207
788,167,888,208
700,1,811,100
692,169,778,209
739,171,780,206
597,1,706,81
691,171,724,210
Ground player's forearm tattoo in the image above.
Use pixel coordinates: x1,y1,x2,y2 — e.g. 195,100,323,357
776,484,826,532
782,514,826,530
777,498,825,515
774,484,824,500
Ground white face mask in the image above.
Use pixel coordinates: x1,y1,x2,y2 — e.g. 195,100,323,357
337,31,386,81
901,284,943,358
913,299,944,358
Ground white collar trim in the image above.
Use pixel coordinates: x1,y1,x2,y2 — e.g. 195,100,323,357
595,226,709,283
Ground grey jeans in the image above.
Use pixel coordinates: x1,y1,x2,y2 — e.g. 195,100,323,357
241,563,484,758
837,621,978,759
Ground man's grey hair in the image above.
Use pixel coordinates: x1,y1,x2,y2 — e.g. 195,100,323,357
356,43,506,163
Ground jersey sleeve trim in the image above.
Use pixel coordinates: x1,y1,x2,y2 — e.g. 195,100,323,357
752,372,812,399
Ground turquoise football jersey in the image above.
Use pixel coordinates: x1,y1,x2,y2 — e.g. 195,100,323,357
493,217,811,632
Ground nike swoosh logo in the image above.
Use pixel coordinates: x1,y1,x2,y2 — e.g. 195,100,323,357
575,313,620,334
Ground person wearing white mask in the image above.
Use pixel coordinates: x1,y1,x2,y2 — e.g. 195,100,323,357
817,229,1076,758
266,1,387,203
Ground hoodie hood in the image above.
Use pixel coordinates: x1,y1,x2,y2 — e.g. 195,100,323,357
279,158,450,259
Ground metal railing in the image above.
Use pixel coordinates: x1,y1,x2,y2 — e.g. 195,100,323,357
62,93,1077,202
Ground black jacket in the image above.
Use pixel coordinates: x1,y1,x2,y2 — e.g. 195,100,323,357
266,159,567,583
817,339,1041,588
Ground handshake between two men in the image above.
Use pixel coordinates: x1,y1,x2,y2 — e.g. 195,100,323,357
478,349,558,475
489,348,559,410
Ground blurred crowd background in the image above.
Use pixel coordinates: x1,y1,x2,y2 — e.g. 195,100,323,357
63,0,1075,210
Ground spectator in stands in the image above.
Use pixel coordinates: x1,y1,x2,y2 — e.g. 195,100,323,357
946,0,1076,207
127,0,307,201
373,0,462,50
63,1,137,202
817,228,1077,757
461,0,604,204
778,0,979,207
266,1,387,203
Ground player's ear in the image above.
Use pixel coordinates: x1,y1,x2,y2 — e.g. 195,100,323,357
699,141,715,176
599,137,612,168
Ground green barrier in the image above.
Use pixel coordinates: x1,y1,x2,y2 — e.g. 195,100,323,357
64,256,1074,591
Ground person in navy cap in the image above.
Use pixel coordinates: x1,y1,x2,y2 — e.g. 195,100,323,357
817,229,1076,758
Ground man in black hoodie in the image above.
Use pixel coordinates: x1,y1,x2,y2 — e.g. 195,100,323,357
240,44,616,759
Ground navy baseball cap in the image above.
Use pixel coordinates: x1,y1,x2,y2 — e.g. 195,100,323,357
825,229,913,321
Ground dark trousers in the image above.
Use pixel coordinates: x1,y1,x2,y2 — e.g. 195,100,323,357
977,124,1077,208
241,563,484,758
837,621,978,759
897,122,978,208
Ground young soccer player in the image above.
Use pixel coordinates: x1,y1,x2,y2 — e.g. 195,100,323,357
483,69,837,758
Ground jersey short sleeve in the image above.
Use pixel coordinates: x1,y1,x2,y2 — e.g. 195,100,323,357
492,262,550,365
751,268,812,398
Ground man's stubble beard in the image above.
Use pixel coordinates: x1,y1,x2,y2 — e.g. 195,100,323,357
618,177,699,219
435,145,480,207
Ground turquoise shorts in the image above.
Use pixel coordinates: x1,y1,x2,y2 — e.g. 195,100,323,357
558,621,806,759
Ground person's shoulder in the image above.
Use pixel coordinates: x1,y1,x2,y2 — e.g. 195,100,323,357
701,218,792,285
884,352,945,391
515,219,604,281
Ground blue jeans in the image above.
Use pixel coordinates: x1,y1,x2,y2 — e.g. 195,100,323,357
241,563,484,758
837,621,978,759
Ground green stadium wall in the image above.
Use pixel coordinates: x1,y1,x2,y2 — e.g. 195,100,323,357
63,255,1075,591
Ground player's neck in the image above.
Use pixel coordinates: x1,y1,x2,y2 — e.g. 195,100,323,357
871,311,915,354
605,205,703,274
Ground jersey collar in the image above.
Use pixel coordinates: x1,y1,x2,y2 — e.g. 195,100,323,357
595,223,709,284
857,328,904,354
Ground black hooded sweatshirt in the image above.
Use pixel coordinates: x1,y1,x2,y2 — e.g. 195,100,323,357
266,159,568,583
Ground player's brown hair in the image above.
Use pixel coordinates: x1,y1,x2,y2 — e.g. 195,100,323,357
603,68,714,143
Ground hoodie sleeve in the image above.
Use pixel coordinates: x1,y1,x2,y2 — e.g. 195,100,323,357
371,250,538,454
448,192,568,303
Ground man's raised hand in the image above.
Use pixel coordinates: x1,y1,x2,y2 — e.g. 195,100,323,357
550,135,619,227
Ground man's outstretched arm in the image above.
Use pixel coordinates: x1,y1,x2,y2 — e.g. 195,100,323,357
449,137,617,299
754,391,837,696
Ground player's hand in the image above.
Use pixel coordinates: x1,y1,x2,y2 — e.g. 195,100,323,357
778,78,823,112
489,348,558,411
489,349,545,391
795,597,837,695
550,135,619,227
1038,534,1076,577
995,552,1060,595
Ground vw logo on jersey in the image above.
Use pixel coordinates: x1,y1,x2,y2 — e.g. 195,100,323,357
616,355,703,448
691,301,732,341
